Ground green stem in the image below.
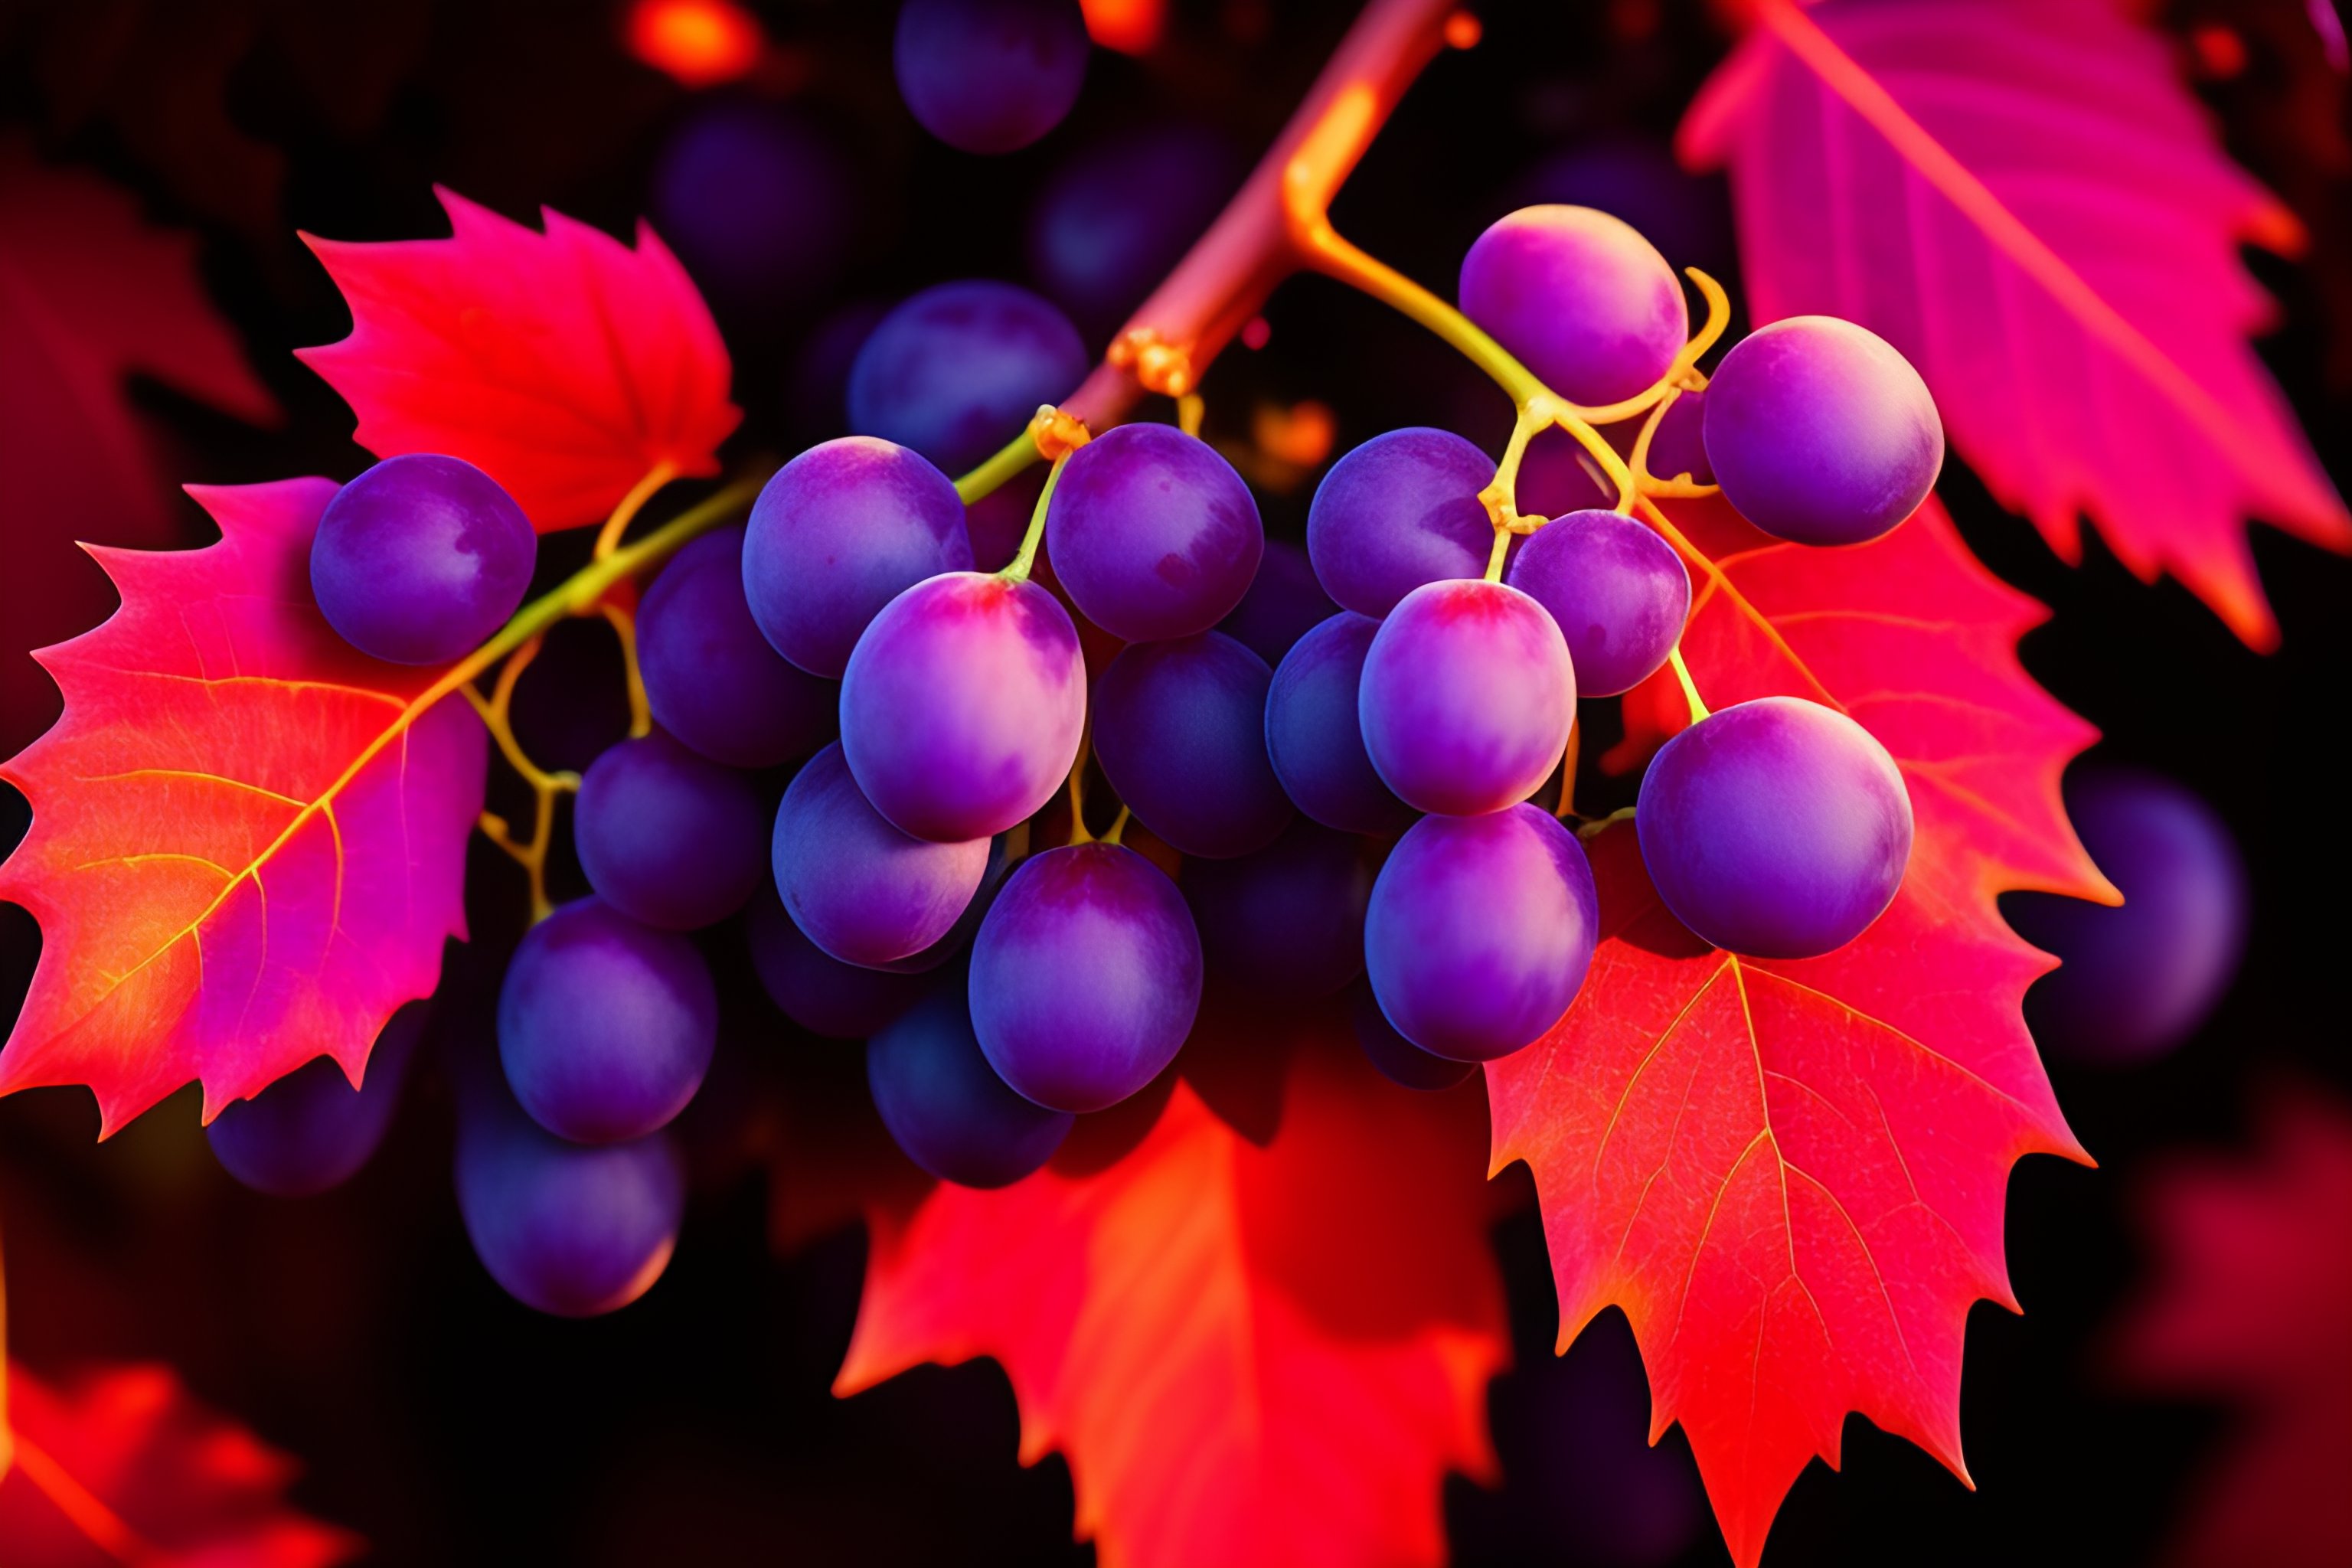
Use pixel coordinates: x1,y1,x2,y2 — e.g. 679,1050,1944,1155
956,426,1047,506
1001,452,1072,584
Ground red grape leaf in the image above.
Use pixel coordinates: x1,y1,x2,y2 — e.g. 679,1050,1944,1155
2111,1093,2352,1568
296,188,741,532
0,479,485,1132
1489,494,2109,1566
835,1027,1507,1568
1677,0,2349,649
0,139,279,758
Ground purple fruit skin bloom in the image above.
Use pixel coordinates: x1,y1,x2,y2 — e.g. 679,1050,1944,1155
970,844,1204,1112
869,990,1073,1187
1184,818,1370,999
747,883,935,1039
1365,806,1599,1062
1047,422,1265,641
1348,980,1474,1092
1505,510,1690,698
743,436,973,677
575,732,767,930
1265,612,1415,835
311,453,535,665
1646,392,1711,484
1218,537,1334,666
773,743,991,968
893,0,1088,156
498,897,717,1145
1703,316,1942,546
639,525,837,769
2006,766,2248,1064
1091,632,1293,859
207,1004,424,1197
1306,428,1494,617
841,572,1087,841
1636,697,1913,958
1459,206,1687,407
1360,580,1576,817
848,280,1089,472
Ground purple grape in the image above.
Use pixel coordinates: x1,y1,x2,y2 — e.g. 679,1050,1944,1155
773,743,991,968
841,572,1087,841
1045,423,1264,642
1703,317,1942,546
498,896,717,1145
1305,428,1494,617
1264,612,1415,836
2006,766,2248,1064
310,454,535,665
1459,206,1688,407
456,1078,684,1318
746,883,936,1039
1516,429,1614,521
1359,580,1576,817
868,988,1073,1186
848,281,1089,472
1510,132,1734,283
1645,392,1711,485
1091,632,1293,859
1027,125,1242,330
1364,806,1599,1062
743,437,974,678
1636,696,1913,958
893,0,1089,156
649,101,852,320
207,1004,424,1196
1217,538,1334,666
789,299,891,438
970,843,1203,1112
1505,510,1690,698
1348,980,1474,1092
574,732,766,930
1184,818,1369,998
639,525,837,769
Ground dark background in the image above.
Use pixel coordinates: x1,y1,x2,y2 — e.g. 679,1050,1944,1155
2,0,2347,1563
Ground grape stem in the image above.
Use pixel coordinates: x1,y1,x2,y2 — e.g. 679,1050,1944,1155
1001,449,1073,584
593,462,678,558
1666,647,1711,727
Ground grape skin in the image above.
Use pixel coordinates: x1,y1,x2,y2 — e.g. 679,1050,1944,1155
1306,427,1494,618
1027,126,1242,331
207,1004,425,1197
848,280,1089,472
1505,510,1690,699
773,743,992,969
1635,696,1913,959
639,525,837,769
311,453,536,667
650,101,851,319
1184,818,1370,1000
1348,980,1475,1092
1359,580,1576,818
869,988,1073,1187
746,883,936,1040
1265,612,1416,836
1459,206,1688,407
1364,805,1600,1062
1218,538,1335,667
1046,423,1265,642
1091,632,1294,859
893,0,1089,156
970,843,1204,1113
574,732,767,931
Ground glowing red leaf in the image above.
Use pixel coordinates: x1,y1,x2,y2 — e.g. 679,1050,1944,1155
0,479,485,1132
2112,1094,2352,1568
0,1360,358,1567
1488,495,2109,1566
1679,0,2349,648
836,1031,1506,1568
296,188,740,531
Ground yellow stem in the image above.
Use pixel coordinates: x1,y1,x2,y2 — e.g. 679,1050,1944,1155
1176,392,1206,437
1556,718,1581,820
1102,805,1132,846
1666,646,1710,726
1003,450,1073,584
1064,727,1094,844
593,462,678,559
599,603,652,738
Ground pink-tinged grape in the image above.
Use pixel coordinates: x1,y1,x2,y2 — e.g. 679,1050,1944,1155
1348,980,1475,1092
573,732,766,930
639,525,837,769
1505,510,1690,699
456,1073,684,1318
1218,537,1334,667
1364,805,1599,1061
868,988,1073,1187
873,831,1016,976
1645,392,1710,485
649,101,851,320
1703,316,1942,546
310,454,535,666
1184,818,1370,999
1091,632,1293,859
743,437,973,678
1636,696,1913,958
848,281,1089,472
746,884,936,1039
1359,580,1576,817
893,0,1088,156
207,1004,424,1197
1305,428,1494,617
1027,125,1242,330
1264,612,1415,836
773,743,991,968
1516,429,1613,521
2006,766,2248,1064
1458,206,1687,407
498,897,717,1145
970,843,1204,1112
1045,423,1264,641
841,571,1087,841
